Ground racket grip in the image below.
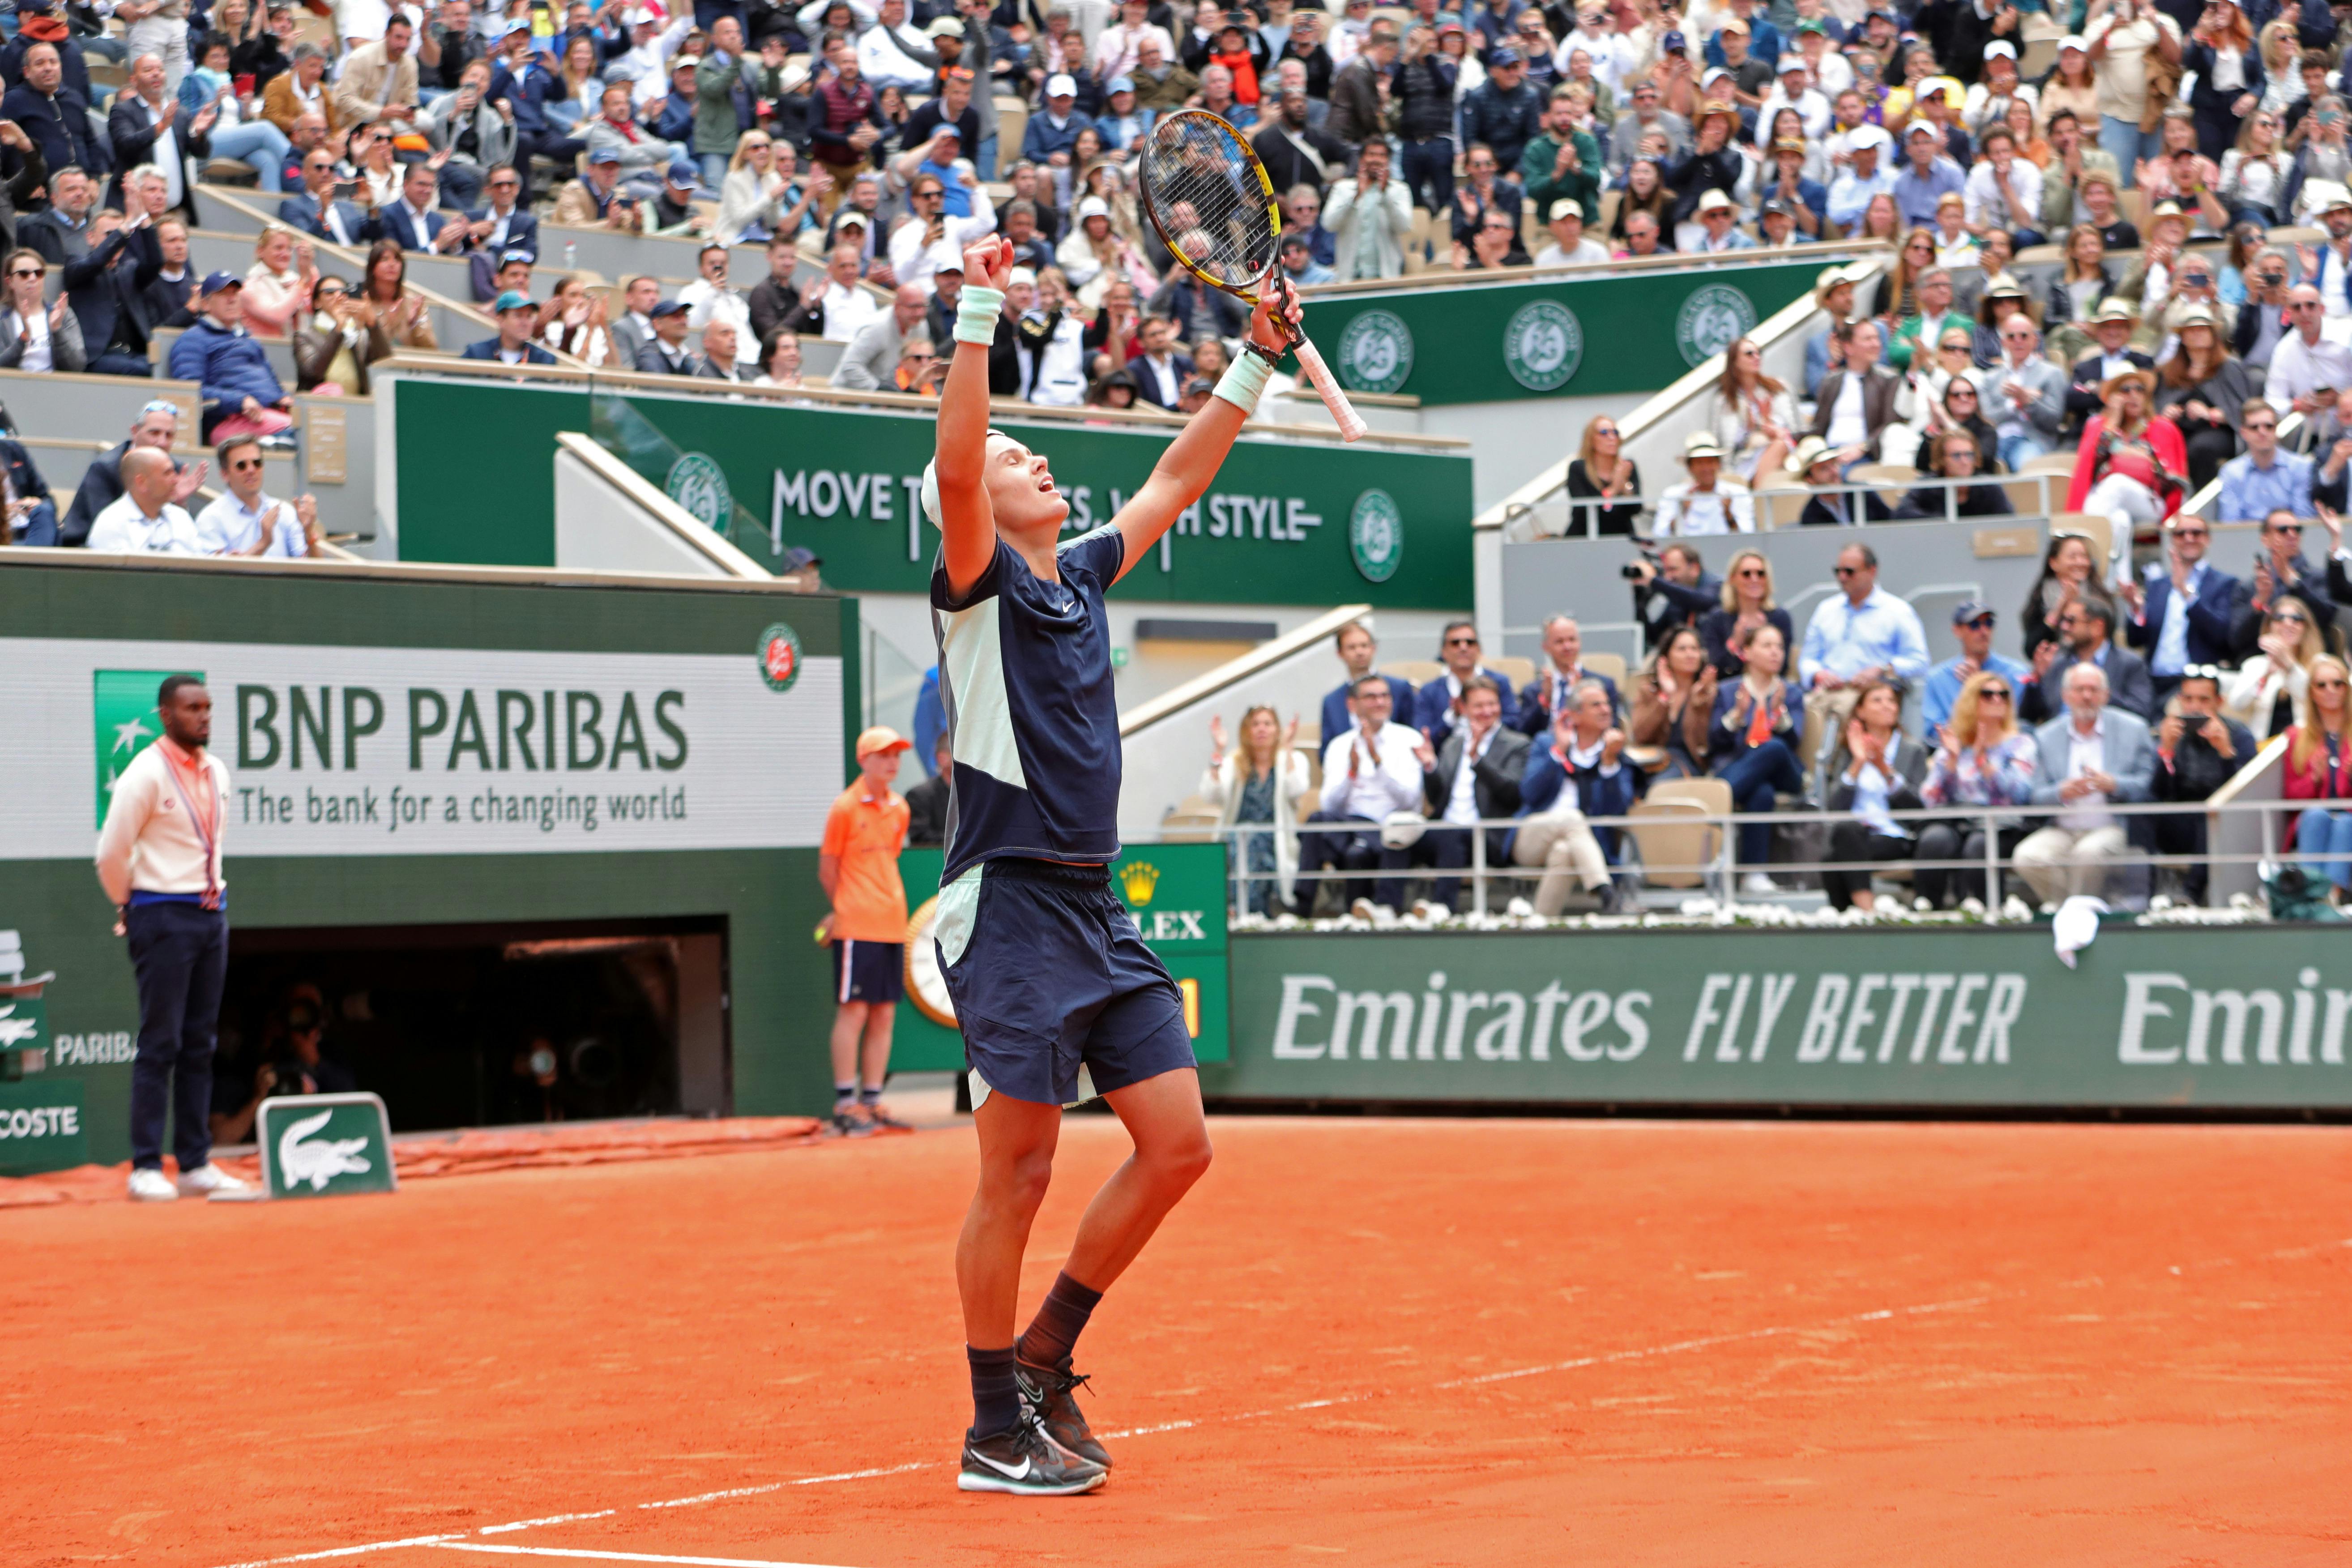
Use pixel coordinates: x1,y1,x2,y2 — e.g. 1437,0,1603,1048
1291,335,1368,443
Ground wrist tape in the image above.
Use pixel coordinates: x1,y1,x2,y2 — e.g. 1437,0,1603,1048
953,286,1005,346
1212,350,1273,416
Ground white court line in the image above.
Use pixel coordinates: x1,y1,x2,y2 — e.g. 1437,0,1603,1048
429,1545,857,1568
215,1237,2352,1568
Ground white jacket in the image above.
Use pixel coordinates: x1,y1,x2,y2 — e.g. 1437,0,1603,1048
1324,175,1413,282
2225,654,2309,737
1198,751,1314,904
96,739,231,905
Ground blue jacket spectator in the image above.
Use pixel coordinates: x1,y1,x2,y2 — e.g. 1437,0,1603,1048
278,191,373,247
460,336,559,363
167,303,287,440
1515,667,1620,735
1460,74,1542,176
0,16,95,105
1416,663,1521,742
2124,559,2241,687
1,433,58,546
1511,731,1638,864
1021,100,1094,162
1,77,105,180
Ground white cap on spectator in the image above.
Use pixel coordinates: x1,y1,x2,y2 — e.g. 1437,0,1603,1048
1983,39,2016,59
2059,34,2087,50
1076,194,1110,219
1848,123,1891,150
1046,72,1077,97
1008,265,1037,285
1701,65,1731,87
1695,188,1734,214
2318,182,2352,214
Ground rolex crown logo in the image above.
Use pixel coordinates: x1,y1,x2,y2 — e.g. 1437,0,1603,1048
1118,861,1161,906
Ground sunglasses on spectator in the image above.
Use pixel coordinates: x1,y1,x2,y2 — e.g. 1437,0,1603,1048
1832,565,1861,577
2270,521,2303,533
227,456,265,471
2000,329,2033,341
1978,686,2011,699
1735,566,1767,577
2174,524,2209,537
1594,424,1618,436
1445,635,1479,646
2244,419,2277,432
7,265,42,278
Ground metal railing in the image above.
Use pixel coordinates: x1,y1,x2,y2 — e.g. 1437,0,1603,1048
1498,469,2073,541
1195,794,2323,922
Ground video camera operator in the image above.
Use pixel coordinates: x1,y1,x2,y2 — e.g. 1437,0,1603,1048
1626,541,1720,652
209,989,352,1146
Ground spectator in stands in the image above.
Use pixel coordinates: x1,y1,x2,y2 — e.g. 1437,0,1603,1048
1892,121,1966,229
1709,621,1806,896
1631,540,1719,652
1463,46,1541,181
2017,662,2156,905
459,288,559,365
1827,123,1896,237
1520,87,1601,237
607,275,662,371
635,297,702,374
1805,318,1899,463
905,732,952,849
1887,266,1970,374
1923,602,2030,735
1818,679,1930,912
1654,432,1754,536
832,281,925,390
1788,436,1887,526
1508,680,1631,915
194,432,322,557
2085,0,2182,181
335,14,422,141
1402,675,1521,914
1415,620,1516,744
1609,77,1686,178
2147,666,2254,905
557,146,649,231
1202,705,1313,919
2284,654,2352,901
109,54,215,221
2263,285,2352,421
2021,596,2156,724
170,271,295,444
1448,140,1520,250
2020,531,2113,661
17,165,89,271
693,319,752,381
2214,397,2311,522
2237,507,2344,655
61,401,206,547
2,413,57,544
1630,625,1718,778
2227,596,2326,737
354,240,439,353
1309,674,1427,915
62,211,182,377
755,329,803,387
1327,19,1395,146
1982,314,2067,471
1665,105,1745,233
1703,336,1797,485
679,243,756,370
1699,548,1793,681
2,43,104,188
295,274,387,394
1314,622,1414,748
1024,72,1092,167
260,41,335,144
239,223,316,340
86,445,210,554
1897,429,2014,518
1457,205,1530,269
369,160,467,257
1916,668,2038,907
784,241,881,342
2121,516,2238,701
419,66,516,213
2068,367,2186,535
1323,139,1413,283
1564,413,1639,537
1800,539,1930,738
1515,614,1616,734
1532,197,1606,269
280,148,370,248
0,247,83,372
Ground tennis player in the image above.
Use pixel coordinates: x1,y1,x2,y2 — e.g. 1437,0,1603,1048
929,235,1297,1495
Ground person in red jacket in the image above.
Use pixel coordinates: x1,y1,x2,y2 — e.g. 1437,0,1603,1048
2284,653,2352,903
2066,366,2189,532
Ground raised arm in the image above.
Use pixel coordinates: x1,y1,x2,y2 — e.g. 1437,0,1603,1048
1104,284,1300,583
935,236,1012,598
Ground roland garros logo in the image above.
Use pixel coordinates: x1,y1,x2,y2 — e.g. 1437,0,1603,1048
756,623,802,693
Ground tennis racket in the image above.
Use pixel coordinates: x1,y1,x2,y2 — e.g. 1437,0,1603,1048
1136,109,1368,442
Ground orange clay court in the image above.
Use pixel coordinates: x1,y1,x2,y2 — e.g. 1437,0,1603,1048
14,1113,2352,1568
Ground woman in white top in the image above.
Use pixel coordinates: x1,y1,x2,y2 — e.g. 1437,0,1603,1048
754,329,802,387
0,248,84,372
1053,195,1153,309
2255,18,2303,114
550,35,602,130
2218,105,2291,226
717,132,820,247
538,276,614,366
2225,600,2326,739
1887,325,1983,469
1702,337,1798,485
1199,705,1313,918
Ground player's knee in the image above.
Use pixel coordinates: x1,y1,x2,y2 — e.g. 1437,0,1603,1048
990,1146,1056,1211
1144,1131,1213,1192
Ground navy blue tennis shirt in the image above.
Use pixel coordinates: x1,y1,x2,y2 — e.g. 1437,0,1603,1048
931,526,1128,883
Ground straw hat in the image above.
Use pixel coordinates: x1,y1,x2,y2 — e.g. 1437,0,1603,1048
1681,431,1726,464
2100,366,2157,399
1787,435,1838,475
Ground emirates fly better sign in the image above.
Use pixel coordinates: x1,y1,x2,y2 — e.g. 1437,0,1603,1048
11,634,843,859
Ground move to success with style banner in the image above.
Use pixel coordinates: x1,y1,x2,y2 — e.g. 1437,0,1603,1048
10,632,842,859
1204,925,2352,1110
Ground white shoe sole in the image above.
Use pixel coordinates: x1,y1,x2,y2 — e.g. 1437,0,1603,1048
128,1186,178,1203
956,1468,1106,1495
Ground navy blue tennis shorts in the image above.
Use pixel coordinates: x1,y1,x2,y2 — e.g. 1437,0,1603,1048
832,938,904,1004
933,858,1196,1107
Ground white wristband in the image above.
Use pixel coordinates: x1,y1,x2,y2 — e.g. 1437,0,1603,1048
954,286,1005,346
1212,350,1273,416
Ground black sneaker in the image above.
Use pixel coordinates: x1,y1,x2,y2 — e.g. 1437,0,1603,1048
865,1103,914,1132
957,1411,1107,1495
1016,1358,1112,1469
831,1110,873,1138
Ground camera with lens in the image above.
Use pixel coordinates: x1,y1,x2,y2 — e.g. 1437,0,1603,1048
1620,539,1661,581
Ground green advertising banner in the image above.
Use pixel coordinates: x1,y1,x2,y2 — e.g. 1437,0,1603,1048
389,376,1475,609
1204,925,2352,1110
1299,258,1832,407
892,842,1231,1074
257,1092,397,1198
0,1078,86,1176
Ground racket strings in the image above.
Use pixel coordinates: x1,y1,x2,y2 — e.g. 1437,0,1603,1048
1139,114,1276,291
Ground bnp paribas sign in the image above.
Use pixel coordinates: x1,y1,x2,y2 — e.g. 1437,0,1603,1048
13,630,842,861
1208,927,2352,1111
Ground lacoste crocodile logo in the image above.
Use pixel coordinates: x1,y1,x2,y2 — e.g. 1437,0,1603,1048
278,1109,374,1191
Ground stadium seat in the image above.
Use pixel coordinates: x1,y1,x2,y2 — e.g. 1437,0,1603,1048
2019,451,2076,477
1581,651,1627,687
1627,778,1731,890
1490,654,1536,688
1379,659,1443,686
1749,467,1807,530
